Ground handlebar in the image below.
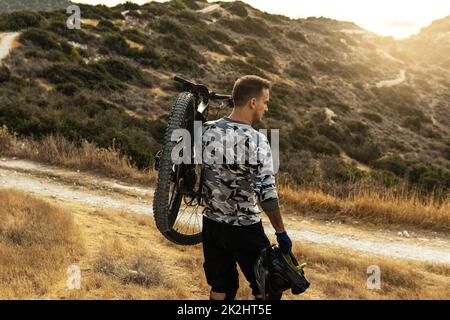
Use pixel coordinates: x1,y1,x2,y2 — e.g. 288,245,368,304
174,76,234,106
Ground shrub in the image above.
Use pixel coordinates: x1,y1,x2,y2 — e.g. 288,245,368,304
286,62,313,83
286,31,308,43
175,10,207,27
161,54,205,76
226,1,249,17
0,11,43,31
224,58,265,78
56,83,79,96
344,140,382,164
156,35,206,64
122,1,141,10
97,58,144,83
47,20,95,44
122,29,149,45
345,120,369,135
401,115,422,131
270,37,291,54
361,111,383,123
172,0,188,10
309,136,340,155
19,28,61,50
247,57,277,74
183,0,203,10
102,33,131,56
234,38,274,62
97,19,119,32
0,65,11,82
372,155,408,177
41,63,124,91
219,17,271,37
207,29,236,46
77,4,124,20
153,17,189,39
405,163,450,192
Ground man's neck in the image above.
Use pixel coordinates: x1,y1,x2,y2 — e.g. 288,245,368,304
227,109,253,126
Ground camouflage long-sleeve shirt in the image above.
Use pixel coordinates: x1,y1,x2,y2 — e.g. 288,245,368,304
201,117,279,226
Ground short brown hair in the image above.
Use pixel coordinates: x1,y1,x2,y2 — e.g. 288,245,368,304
232,75,271,107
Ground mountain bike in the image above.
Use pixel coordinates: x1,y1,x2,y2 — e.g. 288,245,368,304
152,76,234,245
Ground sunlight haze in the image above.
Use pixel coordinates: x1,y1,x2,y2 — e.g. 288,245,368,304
74,0,450,39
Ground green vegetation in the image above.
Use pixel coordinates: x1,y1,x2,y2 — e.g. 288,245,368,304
219,17,273,37
286,31,308,43
223,1,249,17
0,11,43,31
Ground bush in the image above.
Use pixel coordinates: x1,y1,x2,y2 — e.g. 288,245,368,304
219,17,272,37
122,29,149,45
0,11,43,31
102,33,131,56
97,19,119,32
361,111,383,123
372,155,408,177
77,4,124,20
97,58,144,83
234,38,274,62
47,20,95,44
270,37,291,54
152,17,189,39
225,1,249,17
122,1,141,10
41,63,124,91
286,62,313,83
405,163,450,192
207,29,236,46
19,28,61,50
0,65,11,82
161,54,205,76
171,0,187,10
345,120,369,135
286,31,308,43
183,0,203,10
247,57,277,74
56,83,79,96
344,140,381,164
224,58,265,78
401,115,422,131
156,35,206,64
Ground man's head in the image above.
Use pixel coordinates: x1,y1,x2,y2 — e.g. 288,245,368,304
232,75,271,125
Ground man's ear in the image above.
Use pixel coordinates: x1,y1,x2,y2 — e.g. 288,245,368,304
249,97,257,109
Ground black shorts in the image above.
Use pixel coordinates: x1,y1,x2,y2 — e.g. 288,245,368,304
202,216,271,296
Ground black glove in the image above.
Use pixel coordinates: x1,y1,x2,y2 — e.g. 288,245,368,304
276,231,292,255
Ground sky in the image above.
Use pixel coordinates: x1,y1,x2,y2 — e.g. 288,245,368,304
75,0,450,39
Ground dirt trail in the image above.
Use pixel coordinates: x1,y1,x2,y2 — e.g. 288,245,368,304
0,157,449,264
0,32,19,62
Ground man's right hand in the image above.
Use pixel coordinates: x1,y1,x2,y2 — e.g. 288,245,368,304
275,231,292,255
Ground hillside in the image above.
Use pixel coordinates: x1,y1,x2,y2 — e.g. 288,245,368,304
0,0,449,194
0,0,72,14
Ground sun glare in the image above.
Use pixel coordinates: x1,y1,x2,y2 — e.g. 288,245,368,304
75,0,450,39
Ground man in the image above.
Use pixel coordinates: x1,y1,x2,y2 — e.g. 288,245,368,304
201,75,292,300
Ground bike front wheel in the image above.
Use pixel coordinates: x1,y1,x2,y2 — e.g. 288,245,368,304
152,92,203,245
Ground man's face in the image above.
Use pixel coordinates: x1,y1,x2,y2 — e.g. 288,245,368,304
252,88,269,125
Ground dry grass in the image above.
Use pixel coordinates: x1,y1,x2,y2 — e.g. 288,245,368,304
0,125,155,185
0,191,450,300
292,243,450,300
279,184,450,233
0,189,83,299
